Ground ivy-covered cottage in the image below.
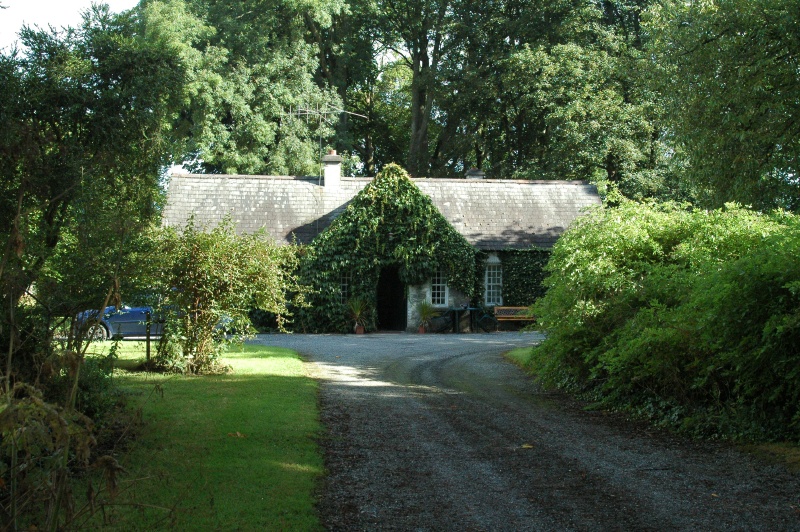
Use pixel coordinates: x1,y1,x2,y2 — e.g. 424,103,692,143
162,153,601,332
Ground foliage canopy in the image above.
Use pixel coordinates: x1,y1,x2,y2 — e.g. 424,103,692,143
140,0,342,175
644,0,800,210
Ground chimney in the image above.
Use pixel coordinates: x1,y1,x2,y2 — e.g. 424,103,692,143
322,149,343,189
465,167,485,179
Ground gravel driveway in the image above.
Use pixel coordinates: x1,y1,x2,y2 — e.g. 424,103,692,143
252,332,800,531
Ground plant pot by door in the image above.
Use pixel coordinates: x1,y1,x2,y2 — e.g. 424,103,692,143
418,325,426,334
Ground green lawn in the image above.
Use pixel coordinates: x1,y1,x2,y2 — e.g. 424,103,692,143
80,342,322,530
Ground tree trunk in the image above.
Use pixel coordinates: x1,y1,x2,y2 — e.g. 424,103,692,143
407,50,429,176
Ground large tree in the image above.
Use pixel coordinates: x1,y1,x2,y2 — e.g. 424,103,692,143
140,0,344,175
0,5,184,380
645,0,800,210
308,0,675,191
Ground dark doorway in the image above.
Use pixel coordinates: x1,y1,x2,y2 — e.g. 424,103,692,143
376,266,407,331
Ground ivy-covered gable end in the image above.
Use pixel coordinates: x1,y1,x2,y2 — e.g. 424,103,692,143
297,164,477,332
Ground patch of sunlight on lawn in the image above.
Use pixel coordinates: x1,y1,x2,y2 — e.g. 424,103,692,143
223,344,306,376
273,461,322,474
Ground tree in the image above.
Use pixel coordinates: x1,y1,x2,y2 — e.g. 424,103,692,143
310,0,676,190
310,0,454,177
0,6,185,528
141,0,344,175
644,0,800,210
0,5,185,382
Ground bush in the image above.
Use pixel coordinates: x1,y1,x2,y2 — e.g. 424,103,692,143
0,384,96,530
530,200,800,441
44,350,120,421
153,219,301,373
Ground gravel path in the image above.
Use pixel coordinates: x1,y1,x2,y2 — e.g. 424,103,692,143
251,333,800,531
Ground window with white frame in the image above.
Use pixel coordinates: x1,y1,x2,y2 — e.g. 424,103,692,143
485,261,503,306
340,270,351,304
430,269,449,306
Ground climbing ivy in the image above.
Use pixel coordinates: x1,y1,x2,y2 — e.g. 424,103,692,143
498,249,551,306
296,164,477,332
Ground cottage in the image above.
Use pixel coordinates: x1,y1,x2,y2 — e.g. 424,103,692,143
162,153,601,332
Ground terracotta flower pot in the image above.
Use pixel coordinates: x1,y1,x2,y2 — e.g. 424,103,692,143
418,325,426,334
354,324,365,334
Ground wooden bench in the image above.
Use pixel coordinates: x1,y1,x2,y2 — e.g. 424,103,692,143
494,306,535,322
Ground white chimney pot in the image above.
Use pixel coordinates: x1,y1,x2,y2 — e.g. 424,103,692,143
322,150,343,189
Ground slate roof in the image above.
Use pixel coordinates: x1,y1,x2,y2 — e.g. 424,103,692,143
162,174,601,250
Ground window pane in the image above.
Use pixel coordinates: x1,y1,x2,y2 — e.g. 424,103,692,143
431,270,448,306
485,264,502,306
340,271,351,304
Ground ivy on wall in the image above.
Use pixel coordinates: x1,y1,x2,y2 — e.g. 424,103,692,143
498,249,551,307
296,164,477,332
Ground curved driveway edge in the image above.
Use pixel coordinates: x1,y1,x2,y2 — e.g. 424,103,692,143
251,333,800,531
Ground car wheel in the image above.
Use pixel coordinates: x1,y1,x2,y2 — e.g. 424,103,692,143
88,323,108,341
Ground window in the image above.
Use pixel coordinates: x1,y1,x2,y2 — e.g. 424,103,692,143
430,269,449,306
485,263,503,306
340,271,351,304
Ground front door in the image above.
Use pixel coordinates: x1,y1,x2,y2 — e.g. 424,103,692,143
376,266,407,331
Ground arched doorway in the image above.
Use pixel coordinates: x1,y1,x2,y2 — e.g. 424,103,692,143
376,266,407,331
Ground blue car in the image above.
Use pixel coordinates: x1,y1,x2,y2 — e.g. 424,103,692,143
77,305,164,340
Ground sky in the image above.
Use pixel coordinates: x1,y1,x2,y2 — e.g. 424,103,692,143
0,0,139,51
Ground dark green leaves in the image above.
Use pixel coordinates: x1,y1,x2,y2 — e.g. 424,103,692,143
644,0,800,210
154,219,300,373
531,201,800,441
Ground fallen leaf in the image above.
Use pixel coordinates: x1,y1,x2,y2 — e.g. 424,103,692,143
521,443,534,449
228,431,247,438
711,493,719,498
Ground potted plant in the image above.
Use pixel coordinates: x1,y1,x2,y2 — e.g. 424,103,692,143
416,300,439,333
347,297,369,334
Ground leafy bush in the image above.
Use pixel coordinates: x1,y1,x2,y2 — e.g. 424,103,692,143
153,220,301,373
0,384,96,530
531,200,800,441
44,350,120,421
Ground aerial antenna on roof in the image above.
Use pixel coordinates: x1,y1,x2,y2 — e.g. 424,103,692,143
280,104,367,183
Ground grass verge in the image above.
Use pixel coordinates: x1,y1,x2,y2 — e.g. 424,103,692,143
505,346,534,368
79,341,322,530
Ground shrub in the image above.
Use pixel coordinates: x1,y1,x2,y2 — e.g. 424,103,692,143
153,219,301,373
0,384,95,530
531,200,800,441
44,350,120,421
